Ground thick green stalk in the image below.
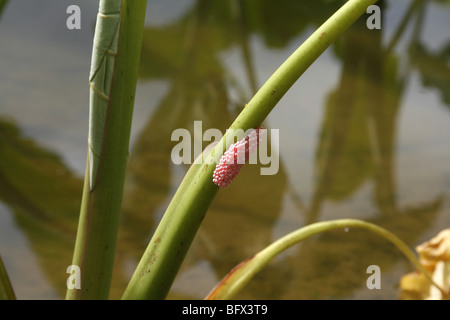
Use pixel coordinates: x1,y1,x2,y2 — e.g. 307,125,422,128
122,147,219,299
205,219,443,300
66,0,147,300
123,0,379,300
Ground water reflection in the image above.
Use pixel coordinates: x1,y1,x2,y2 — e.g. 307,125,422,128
275,3,445,298
0,118,81,297
0,0,449,299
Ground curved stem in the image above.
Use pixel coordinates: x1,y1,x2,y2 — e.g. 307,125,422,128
206,219,445,300
123,0,380,300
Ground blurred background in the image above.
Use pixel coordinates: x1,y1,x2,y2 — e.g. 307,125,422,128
0,0,449,299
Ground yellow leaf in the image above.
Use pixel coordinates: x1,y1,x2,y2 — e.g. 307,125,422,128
399,229,450,300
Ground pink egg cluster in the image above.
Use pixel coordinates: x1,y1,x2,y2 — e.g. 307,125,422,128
213,126,264,187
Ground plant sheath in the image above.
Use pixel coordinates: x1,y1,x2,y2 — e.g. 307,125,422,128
66,0,147,300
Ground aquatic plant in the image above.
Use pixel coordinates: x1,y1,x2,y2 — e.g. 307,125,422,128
1,0,446,300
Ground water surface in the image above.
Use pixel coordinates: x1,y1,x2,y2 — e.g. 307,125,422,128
0,0,449,299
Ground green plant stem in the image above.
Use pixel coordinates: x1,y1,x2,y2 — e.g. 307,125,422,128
122,147,219,300
223,0,378,141
206,219,443,300
122,0,379,300
0,256,16,300
66,0,147,300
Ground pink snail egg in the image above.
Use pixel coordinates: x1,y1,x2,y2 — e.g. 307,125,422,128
212,126,264,187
